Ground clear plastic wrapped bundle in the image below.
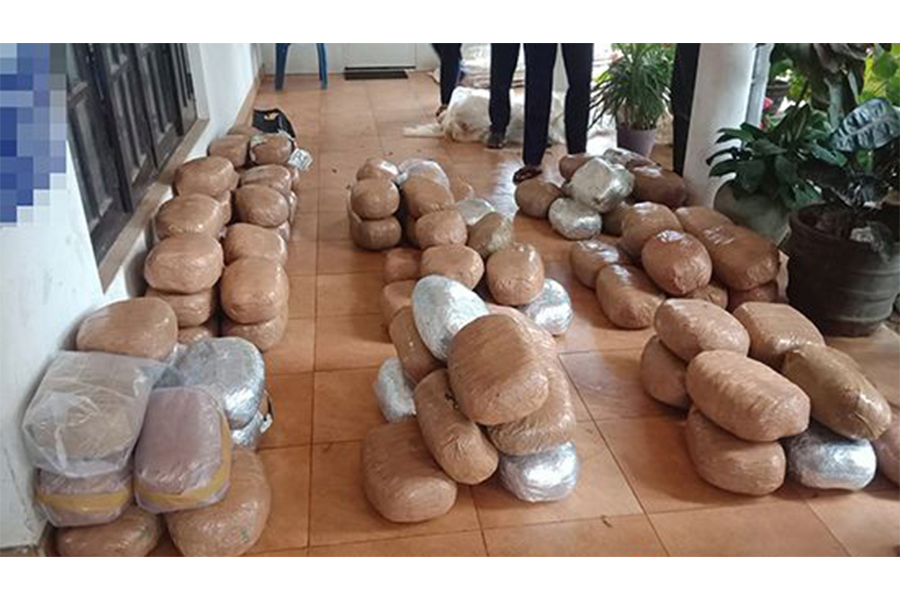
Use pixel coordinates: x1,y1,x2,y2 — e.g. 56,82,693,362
173,337,266,429
374,357,417,422
565,157,634,213
411,275,489,360
455,198,495,227
56,505,163,557
784,422,877,490
231,404,273,449
21,351,164,477
519,279,573,336
548,197,603,240
35,465,132,527
397,158,450,189
498,442,580,502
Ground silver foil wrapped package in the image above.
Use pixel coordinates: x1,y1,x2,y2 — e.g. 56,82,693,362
173,337,266,430
397,158,450,188
519,278,574,336
565,157,634,213
548,197,603,240
412,275,489,360
784,422,877,490
231,407,273,449
455,198,496,227
286,148,314,172
498,442,580,502
374,357,417,422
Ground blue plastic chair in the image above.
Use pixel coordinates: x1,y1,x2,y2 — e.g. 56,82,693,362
275,43,327,90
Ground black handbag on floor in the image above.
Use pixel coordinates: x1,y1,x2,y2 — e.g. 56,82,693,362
253,108,296,138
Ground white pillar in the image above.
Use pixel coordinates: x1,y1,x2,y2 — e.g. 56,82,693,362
683,44,757,206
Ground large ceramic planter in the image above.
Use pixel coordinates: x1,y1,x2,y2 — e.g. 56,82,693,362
787,204,900,337
713,183,790,244
616,125,656,157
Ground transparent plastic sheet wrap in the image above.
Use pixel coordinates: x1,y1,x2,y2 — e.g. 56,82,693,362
455,198,495,227
249,132,295,166
21,351,165,477
172,337,267,430
411,275,489,360
519,279,573,336
641,230,712,296
134,387,232,513
599,147,658,171
146,287,217,329
784,422,877,490
569,240,631,289
548,197,603,240
564,157,634,213
499,441,580,502
653,299,751,362
782,344,891,440
420,245,484,290
231,405,273,449
35,465,132,527
234,185,290,228
374,358,417,422
56,505,163,557
733,302,825,368
143,233,225,294
76,298,178,360
154,194,224,240
467,213,514,259
397,159,451,189
166,448,271,556
356,158,399,182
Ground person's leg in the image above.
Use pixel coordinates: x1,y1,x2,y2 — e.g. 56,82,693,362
561,43,594,154
488,43,520,146
671,44,701,175
519,43,558,178
433,43,462,108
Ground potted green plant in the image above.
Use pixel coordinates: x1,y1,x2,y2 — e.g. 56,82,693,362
706,103,834,243
590,43,673,157
787,98,900,336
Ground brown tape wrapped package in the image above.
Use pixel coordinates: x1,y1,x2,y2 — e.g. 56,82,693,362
640,336,689,410
250,134,293,165
486,243,545,306
213,189,233,226
350,178,400,220
873,413,899,485
686,350,810,442
381,280,416,326
56,505,163,557
144,233,224,294
695,224,780,291
558,153,593,180
631,167,688,208
178,317,220,346
349,208,402,250
685,408,786,496
384,248,421,283
240,165,292,198
175,156,237,198
602,202,633,236
222,305,288,352
733,302,824,368
362,420,457,523
569,240,630,289
420,245,484,290
402,213,420,247
166,448,271,556
36,466,132,527
653,299,750,362
674,205,733,238
619,202,682,258
641,230,712,296
400,175,455,218
595,265,664,329
356,158,399,182
414,370,498,484
487,304,557,360
415,209,467,249
224,223,288,266
514,178,563,218
234,184,290,228
134,387,232,513
208,134,249,169
76,298,178,360
220,257,289,324
727,281,778,312
487,361,577,455
146,287,217,328
447,314,549,425
782,345,892,440
155,194,224,240
389,307,441,383
467,212,514,259
684,280,729,309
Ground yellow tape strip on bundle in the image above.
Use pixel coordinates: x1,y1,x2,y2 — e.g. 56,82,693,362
35,486,131,514
134,416,233,511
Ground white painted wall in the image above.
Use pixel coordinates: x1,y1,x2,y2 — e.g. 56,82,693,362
0,43,259,549
259,43,439,75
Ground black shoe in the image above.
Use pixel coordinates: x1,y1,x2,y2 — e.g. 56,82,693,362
486,131,506,149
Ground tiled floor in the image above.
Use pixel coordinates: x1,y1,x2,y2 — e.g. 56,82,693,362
155,73,899,557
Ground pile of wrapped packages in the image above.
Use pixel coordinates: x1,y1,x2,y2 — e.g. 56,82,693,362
146,123,309,351
638,298,898,493
23,299,276,556
348,157,581,520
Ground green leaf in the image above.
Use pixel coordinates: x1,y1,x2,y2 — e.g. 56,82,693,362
808,143,847,166
831,98,900,151
734,159,766,192
709,159,739,178
774,154,798,183
749,138,786,156
716,127,755,144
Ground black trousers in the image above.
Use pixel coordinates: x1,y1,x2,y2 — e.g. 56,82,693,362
522,43,594,166
432,43,463,106
489,44,521,135
671,44,701,176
